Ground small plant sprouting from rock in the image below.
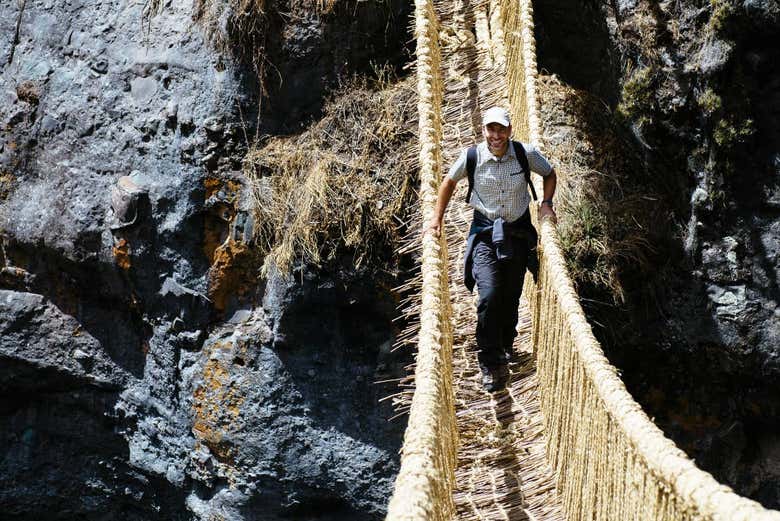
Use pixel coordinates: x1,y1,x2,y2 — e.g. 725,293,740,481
616,66,656,128
316,0,336,12
713,117,755,149
697,88,722,117
708,0,738,34
0,171,14,201
15,81,39,105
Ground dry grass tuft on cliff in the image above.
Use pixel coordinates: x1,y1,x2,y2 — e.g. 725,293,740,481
244,74,418,276
538,73,673,305
193,0,271,97
193,0,337,98
193,0,338,48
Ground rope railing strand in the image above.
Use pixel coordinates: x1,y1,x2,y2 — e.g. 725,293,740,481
385,0,458,518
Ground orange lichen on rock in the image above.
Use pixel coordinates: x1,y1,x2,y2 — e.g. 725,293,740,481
191,341,247,463
112,238,131,270
0,171,14,200
202,177,241,263
643,387,722,444
203,212,227,264
668,410,722,437
204,177,222,199
202,176,259,314
208,238,257,314
204,176,241,200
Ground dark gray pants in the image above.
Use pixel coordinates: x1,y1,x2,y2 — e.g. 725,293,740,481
471,234,528,367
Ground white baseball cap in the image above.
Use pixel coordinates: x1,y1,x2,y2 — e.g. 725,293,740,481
482,107,511,127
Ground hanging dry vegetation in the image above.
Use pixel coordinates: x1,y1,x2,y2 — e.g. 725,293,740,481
538,73,674,306
193,0,337,99
193,0,272,98
244,75,418,276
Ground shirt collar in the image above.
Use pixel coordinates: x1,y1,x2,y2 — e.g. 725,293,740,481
477,140,516,167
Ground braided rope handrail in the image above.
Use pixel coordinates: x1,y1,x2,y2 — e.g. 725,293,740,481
386,0,780,519
385,0,457,518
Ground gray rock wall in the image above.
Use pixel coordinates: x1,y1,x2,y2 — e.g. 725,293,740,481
0,0,411,519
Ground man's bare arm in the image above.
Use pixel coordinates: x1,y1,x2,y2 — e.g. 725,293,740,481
539,169,557,221
424,176,457,237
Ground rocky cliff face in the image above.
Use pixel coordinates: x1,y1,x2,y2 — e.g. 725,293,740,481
0,0,411,519
536,0,780,507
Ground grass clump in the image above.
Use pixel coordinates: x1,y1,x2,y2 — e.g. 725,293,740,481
194,0,271,96
244,74,417,276
193,0,337,99
616,66,656,127
194,0,269,54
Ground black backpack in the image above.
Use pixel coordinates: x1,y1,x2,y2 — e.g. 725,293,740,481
464,140,538,203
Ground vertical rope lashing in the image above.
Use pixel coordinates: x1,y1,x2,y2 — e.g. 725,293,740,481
385,0,457,518
538,166,780,520
498,0,780,519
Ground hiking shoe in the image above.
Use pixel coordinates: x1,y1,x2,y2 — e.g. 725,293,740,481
501,348,513,363
480,363,509,393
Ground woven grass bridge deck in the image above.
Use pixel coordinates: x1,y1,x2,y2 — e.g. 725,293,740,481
383,0,780,520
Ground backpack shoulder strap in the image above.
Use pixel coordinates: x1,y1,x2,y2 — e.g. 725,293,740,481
512,140,537,201
464,145,477,203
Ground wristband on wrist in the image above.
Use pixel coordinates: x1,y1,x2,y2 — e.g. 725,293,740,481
541,199,554,207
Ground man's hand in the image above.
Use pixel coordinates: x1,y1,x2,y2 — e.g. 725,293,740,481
539,203,556,223
424,217,442,238
423,177,456,239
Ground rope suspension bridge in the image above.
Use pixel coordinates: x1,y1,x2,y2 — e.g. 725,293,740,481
384,0,780,519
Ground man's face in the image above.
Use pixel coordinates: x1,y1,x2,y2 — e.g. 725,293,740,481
483,122,511,154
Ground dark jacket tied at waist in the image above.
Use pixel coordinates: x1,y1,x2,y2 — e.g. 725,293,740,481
463,209,538,292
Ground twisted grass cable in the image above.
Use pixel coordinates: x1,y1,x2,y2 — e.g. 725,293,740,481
385,0,458,519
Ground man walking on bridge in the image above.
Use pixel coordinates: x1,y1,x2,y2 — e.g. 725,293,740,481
425,107,557,392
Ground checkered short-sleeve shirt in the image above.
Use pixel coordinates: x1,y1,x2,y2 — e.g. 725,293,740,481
447,141,553,222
